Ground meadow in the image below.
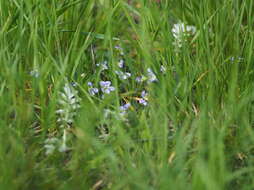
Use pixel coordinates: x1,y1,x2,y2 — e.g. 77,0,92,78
1,0,254,189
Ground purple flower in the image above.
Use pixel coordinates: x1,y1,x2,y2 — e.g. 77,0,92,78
87,82,99,96
138,90,148,106
119,103,131,116
120,103,131,111
141,90,148,99
88,88,99,96
138,99,148,106
87,82,93,87
100,81,115,94
135,76,144,83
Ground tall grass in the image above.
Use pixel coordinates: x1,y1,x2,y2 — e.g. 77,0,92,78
0,0,254,189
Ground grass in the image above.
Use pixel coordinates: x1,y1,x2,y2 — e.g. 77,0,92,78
1,0,254,189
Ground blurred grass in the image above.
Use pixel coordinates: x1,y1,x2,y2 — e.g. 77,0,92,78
0,0,254,189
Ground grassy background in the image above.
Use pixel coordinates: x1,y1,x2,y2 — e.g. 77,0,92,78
1,0,254,189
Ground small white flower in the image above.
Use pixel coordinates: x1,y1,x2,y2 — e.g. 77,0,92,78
147,68,157,83
118,59,124,68
115,71,131,80
96,61,108,70
172,22,196,48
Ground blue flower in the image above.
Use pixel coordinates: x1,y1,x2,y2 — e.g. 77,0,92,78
87,82,99,96
119,103,131,117
135,76,144,83
141,90,148,99
120,103,131,112
138,90,148,106
87,82,93,87
138,99,148,106
89,88,99,96
100,81,115,94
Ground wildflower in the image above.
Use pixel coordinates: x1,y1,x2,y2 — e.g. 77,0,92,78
118,59,124,68
87,82,93,87
138,90,148,106
120,103,131,111
135,76,144,83
100,81,115,94
87,82,99,96
141,90,148,99
172,22,196,39
89,88,99,96
115,70,131,80
138,98,148,106
56,83,80,128
172,22,196,48
96,61,108,70
119,103,131,116
147,68,157,83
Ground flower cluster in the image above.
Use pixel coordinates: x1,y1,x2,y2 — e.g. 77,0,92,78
100,81,115,94
42,21,197,155
172,22,196,49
